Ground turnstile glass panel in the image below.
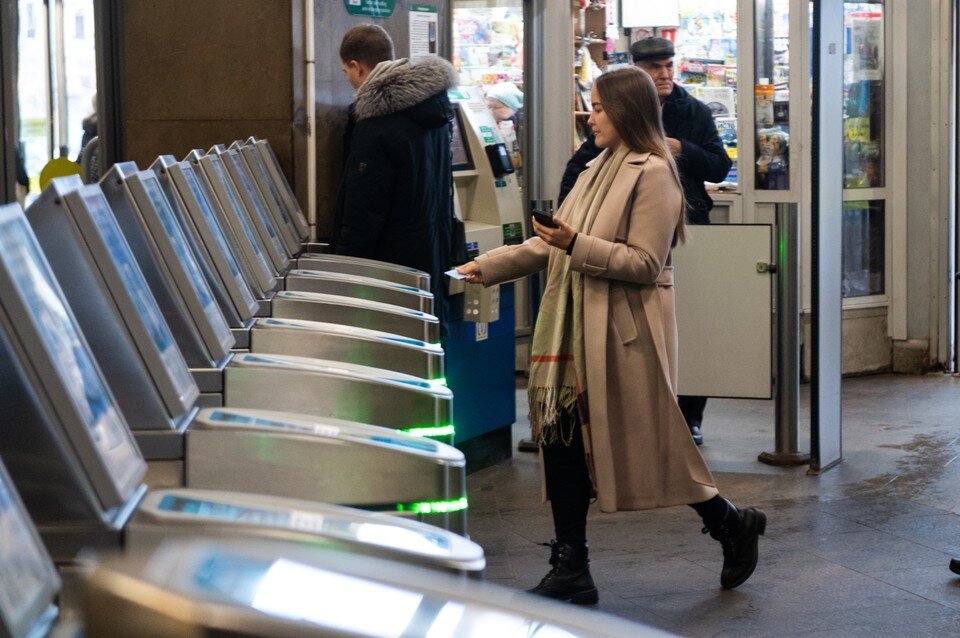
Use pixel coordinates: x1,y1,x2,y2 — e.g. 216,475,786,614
124,171,235,357
154,157,259,323
0,461,60,638
216,148,289,271
189,150,276,294
248,138,310,238
0,204,146,508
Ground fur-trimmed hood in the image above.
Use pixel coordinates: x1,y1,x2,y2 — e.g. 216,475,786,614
354,56,456,123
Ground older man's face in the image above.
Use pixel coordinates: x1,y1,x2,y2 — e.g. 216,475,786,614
638,58,675,100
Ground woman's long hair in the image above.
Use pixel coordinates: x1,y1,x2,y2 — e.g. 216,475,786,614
594,67,687,245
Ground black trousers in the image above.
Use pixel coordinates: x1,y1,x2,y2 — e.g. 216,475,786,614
541,410,728,544
678,395,708,427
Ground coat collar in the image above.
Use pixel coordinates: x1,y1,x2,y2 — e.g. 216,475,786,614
354,56,456,121
584,148,652,168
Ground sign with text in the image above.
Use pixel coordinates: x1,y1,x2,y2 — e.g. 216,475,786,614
344,0,395,18
409,5,438,62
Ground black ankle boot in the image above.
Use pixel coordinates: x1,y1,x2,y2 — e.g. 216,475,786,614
528,540,598,605
950,559,960,576
702,500,766,589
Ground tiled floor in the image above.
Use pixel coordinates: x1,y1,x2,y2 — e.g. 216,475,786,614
466,374,960,637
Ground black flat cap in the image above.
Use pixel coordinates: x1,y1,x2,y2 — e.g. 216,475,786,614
631,37,675,63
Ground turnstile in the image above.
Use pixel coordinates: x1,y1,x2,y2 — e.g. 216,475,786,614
250,318,444,380
297,253,431,291
187,408,464,531
223,356,454,442
81,539,668,638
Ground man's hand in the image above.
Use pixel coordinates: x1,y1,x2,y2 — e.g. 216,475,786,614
456,261,484,284
533,215,577,251
666,137,682,156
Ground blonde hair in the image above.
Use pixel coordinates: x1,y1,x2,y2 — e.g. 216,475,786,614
595,67,687,245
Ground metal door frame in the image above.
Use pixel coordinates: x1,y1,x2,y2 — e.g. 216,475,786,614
1,0,16,203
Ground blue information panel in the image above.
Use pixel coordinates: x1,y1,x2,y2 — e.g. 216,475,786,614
226,153,285,253
140,176,233,348
210,156,270,263
183,167,245,281
82,192,197,400
0,213,143,489
0,465,57,635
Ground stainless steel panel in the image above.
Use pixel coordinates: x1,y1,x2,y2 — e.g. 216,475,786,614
223,354,452,434
250,317,444,380
82,539,666,638
285,269,433,313
297,253,430,291
272,291,440,343
129,489,483,575
186,408,464,531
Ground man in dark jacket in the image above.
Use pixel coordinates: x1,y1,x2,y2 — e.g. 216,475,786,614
558,38,732,446
337,25,457,328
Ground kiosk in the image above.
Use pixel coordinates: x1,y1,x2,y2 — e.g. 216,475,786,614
81,539,665,638
444,88,526,461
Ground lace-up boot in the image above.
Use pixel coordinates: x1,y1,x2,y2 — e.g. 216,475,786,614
528,540,598,605
702,500,766,589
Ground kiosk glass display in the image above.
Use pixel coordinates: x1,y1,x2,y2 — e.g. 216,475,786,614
0,463,59,638
0,210,144,495
138,175,234,349
842,2,884,189
754,0,790,190
82,191,197,401
451,105,474,171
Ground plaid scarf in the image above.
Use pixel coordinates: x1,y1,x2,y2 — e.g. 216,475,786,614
528,146,630,445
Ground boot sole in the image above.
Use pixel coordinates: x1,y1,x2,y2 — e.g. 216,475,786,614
565,588,599,605
722,509,766,590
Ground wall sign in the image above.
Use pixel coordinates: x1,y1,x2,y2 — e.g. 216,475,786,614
409,5,438,62
344,0,396,18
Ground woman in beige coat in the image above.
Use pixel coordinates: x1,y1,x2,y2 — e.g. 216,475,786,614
458,67,766,604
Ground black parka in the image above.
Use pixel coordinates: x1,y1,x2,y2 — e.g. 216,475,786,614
558,83,731,225
337,57,457,325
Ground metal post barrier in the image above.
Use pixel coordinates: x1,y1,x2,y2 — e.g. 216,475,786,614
759,203,809,466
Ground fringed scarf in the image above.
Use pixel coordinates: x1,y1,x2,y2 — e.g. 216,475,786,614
528,145,631,445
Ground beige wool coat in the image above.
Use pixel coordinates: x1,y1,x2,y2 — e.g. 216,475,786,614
476,150,720,512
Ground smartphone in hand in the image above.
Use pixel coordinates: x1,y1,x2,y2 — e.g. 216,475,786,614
532,210,559,229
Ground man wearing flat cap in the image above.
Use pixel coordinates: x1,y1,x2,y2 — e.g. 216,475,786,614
558,36,732,447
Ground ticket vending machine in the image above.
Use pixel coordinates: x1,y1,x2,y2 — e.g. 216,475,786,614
81,539,665,638
443,87,526,460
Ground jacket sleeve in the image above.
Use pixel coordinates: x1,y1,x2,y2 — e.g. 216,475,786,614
568,160,681,285
336,129,395,257
558,135,602,206
675,104,732,184
476,236,550,286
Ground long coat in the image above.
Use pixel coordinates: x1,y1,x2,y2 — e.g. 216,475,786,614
477,150,719,512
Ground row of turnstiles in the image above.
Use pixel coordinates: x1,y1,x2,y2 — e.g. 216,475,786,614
0,139,663,637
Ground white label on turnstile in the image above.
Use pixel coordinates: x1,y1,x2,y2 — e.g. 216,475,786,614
475,322,489,342
157,494,328,533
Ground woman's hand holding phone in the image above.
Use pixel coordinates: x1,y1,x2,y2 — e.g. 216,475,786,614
532,213,577,251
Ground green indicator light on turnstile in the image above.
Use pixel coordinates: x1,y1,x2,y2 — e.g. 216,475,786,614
396,497,468,515
400,424,455,439
429,377,448,387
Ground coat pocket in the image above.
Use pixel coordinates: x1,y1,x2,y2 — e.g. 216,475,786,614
610,285,638,345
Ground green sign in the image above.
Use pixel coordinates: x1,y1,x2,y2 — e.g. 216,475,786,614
479,125,495,144
411,4,437,12
344,0,395,18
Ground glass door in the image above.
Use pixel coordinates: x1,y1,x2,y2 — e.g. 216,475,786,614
16,0,96,202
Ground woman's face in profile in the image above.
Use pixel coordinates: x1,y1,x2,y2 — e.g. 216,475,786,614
587,85,621,150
